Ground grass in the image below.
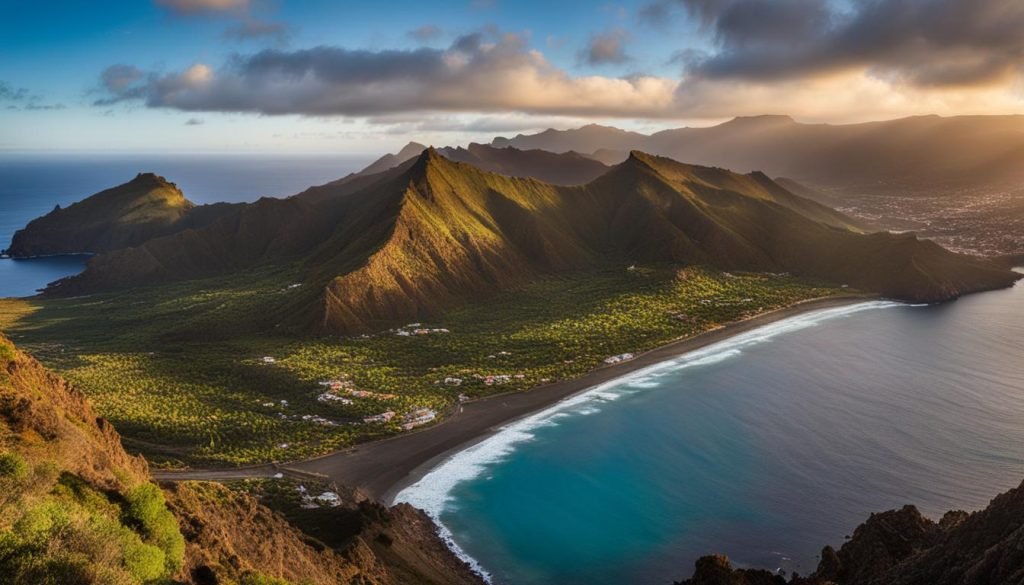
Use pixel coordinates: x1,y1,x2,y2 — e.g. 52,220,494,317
0,264,845,467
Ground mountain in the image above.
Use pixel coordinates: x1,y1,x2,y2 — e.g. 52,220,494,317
438,143,609,185
493,115,1024,187
4,173,237,258
677,480,1024,585
44,150,1019,333
358,142,429,177
493,123,648,154
0,332,483,585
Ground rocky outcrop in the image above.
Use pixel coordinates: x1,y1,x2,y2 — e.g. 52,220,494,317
676,481,1024,585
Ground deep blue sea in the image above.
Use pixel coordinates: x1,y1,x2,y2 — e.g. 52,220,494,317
397,279,1024,584
0,153,371,297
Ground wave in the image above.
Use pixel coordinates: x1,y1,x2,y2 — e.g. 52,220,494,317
393,300,904,582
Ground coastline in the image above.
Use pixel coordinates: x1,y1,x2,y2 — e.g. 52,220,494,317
283,294,875,502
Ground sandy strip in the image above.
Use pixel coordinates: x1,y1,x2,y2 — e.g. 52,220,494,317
285,295,872,501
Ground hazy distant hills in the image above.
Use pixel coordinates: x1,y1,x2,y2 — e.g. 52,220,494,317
493,115,1024,187
41,148,1019,333
438,143,609,185
5,173,236,257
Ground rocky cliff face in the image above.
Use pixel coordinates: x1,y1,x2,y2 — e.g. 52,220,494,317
676,484,1024,585
0,333,483,585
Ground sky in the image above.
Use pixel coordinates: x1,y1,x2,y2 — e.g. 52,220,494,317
2,0,1024,154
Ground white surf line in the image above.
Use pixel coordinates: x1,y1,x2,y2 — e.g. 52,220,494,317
394,300,905,583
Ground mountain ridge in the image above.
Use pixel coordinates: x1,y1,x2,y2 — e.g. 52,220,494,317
38,148,1020,334
493,114,1024,186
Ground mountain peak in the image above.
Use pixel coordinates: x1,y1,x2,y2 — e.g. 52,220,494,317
130,172,176,189
396,141,429,159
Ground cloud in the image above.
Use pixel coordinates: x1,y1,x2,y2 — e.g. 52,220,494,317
155,0,247,14
94,31,679,118
1,81,64,110
184,117,205,125
0,81,30,102
580,28,631,66
657,0,1024,90
407,24,444,43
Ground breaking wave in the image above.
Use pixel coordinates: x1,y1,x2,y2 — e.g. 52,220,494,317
393,300,903,582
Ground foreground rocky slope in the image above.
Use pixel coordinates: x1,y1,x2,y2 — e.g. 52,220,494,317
0,333,483,585
677,484,1024,585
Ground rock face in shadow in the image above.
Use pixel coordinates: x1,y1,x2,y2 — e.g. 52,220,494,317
676,482,1024,585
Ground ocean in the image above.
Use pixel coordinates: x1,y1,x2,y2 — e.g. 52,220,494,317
396,278,1024,584
0,152,371,297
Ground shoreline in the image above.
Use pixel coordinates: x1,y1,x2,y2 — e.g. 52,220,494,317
280,294,874,502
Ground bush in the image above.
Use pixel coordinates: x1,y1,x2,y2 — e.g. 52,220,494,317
124,483,186,575
121,537,167,582
0,339,15,362
0,451,29,480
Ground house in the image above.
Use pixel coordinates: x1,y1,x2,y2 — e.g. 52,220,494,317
364,411,396,424
401,408,437,430
317,392,353,405
261,356,277,364
315,492,342,507
603,353,635,365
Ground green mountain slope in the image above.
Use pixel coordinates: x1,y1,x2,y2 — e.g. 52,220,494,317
5,173,238,258
46,149,1020,333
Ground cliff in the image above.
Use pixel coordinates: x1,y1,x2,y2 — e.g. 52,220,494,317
676,482,1024,585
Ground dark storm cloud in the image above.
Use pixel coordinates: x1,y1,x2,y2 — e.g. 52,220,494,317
646,0,1024,88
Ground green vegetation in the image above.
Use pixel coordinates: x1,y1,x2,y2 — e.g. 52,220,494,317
0,466,183,585
0,264,843,467
0,452,28,480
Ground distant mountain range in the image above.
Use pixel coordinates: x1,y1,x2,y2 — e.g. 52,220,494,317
493,115,1024,187
19,146,1018,333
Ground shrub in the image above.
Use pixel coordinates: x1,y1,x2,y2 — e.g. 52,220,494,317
124,483,186,575
0,451,29,480
0,339,15,362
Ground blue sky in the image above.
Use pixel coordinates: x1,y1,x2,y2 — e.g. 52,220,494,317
2,0,1023,153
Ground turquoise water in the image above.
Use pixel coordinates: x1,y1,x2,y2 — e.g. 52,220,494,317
397,279,1024,584
0,153,370,297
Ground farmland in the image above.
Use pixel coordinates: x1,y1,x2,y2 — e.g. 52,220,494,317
0,265,845,467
